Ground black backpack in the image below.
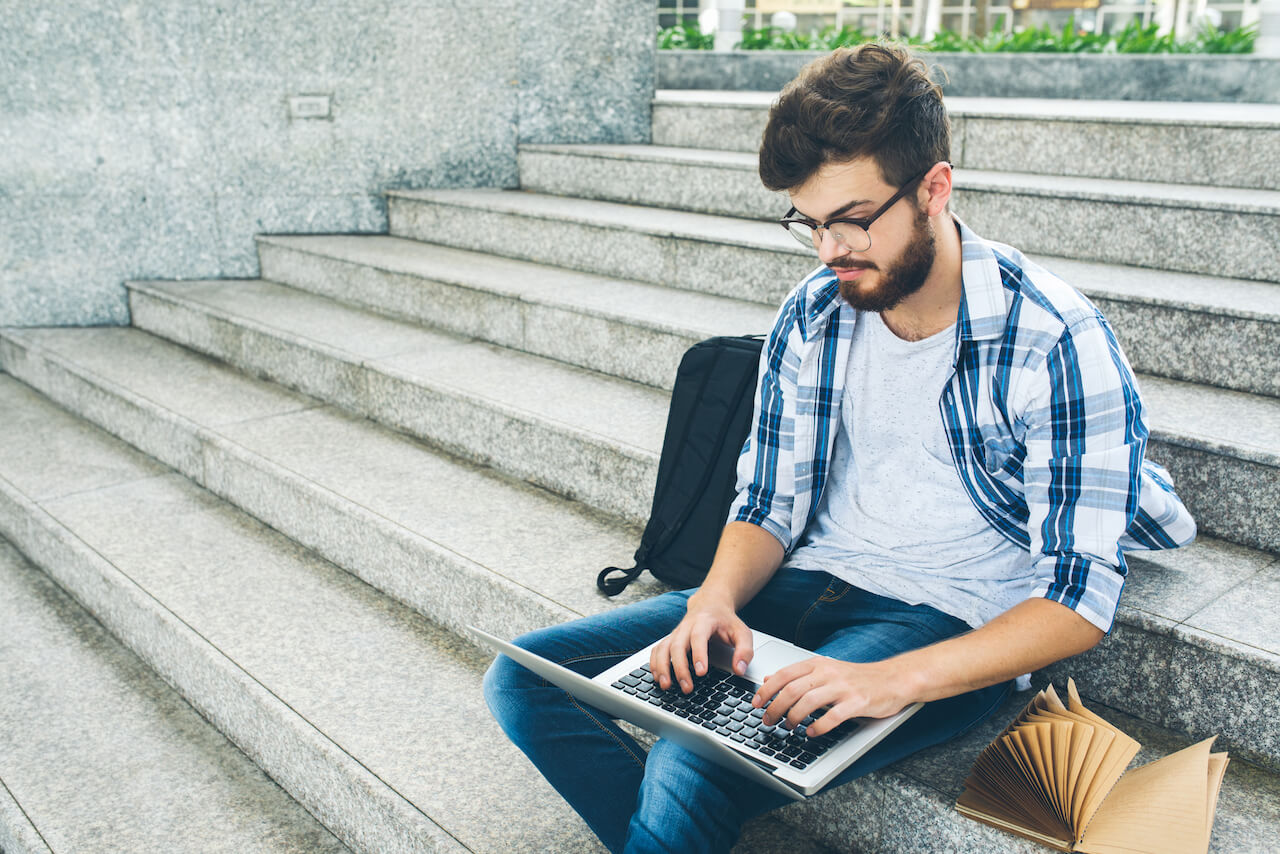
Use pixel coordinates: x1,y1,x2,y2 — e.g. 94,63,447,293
596,335,765,596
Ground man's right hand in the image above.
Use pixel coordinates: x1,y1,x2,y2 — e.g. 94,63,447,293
649,592,755,694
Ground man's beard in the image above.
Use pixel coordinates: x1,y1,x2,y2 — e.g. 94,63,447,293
832,207,936,313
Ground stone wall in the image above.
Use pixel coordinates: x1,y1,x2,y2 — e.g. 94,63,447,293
0,0,655,327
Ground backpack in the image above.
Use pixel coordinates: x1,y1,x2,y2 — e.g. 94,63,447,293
596,335,765,596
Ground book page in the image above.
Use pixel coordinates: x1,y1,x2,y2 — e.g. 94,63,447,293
1076,737,1218,854
1064,679,1140,840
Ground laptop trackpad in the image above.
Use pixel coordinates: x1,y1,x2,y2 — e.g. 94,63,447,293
709,638,813,683
746,641,813,682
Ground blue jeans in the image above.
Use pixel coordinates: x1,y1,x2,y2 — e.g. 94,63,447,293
483,568,1011,854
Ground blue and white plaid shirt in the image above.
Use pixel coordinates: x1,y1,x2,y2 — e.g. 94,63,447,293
729,218,1195,632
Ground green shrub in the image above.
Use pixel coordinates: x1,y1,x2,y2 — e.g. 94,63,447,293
655,17,1257,54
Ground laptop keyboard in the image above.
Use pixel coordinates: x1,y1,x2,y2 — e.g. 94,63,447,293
611,663,862,770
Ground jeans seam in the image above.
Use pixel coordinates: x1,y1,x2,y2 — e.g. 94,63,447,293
567,694,647,770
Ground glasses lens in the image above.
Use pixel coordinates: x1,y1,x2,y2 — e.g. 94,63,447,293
785,221,817,249
829,222,871,252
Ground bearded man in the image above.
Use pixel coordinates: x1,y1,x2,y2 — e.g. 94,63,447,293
484,42,1195,853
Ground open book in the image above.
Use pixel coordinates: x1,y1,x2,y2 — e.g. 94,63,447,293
955,679,1229,853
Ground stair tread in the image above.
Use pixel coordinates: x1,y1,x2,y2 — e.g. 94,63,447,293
4,325,1277,669
0,375,609,854
126,278,672,456
121,270,1280,471
655,90,1280,127
0,537,349,854
519,143,1280,213
0,346,658,625
1,374,1277,853
255,233,779,337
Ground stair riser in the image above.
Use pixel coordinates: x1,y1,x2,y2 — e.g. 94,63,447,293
652,103,1280,191
1040,617,1280,773
386,194,811,306
1149,443,1280,555
517,149,1280,283
952,189,1280,285
0,483,457,854
1095,297,1280,398
257,243,700,390
126,289,658,526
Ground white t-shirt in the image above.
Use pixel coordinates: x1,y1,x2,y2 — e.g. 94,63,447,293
783,310,1034,630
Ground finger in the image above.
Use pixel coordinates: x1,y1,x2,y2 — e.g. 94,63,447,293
807,701,856,739
751,661,809,709
760,675,812,726
686,622,716,681
649,638,672,689
669,628,695,693
724,618,754,676
784,684,844,731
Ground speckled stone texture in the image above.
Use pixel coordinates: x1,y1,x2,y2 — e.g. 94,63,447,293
0,430,613,852
254,234,776,390
517,0,653,145
0,540,350,854
514,144,1280,283
386,188,814,306
659,49,1280,103
952,183,1280,283
1,0,653,327
124,279,668,524
655,92,1280,191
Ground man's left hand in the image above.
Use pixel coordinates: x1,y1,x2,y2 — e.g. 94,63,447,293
751,657,910,737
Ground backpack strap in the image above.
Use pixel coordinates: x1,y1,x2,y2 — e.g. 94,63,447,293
596,564,645,596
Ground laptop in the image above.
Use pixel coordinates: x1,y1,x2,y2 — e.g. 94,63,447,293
470,625,923,800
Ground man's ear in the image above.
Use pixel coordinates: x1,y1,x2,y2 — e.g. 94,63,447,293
921,161,953,216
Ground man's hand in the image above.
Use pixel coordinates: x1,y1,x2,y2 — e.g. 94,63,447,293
649,592,755,694
752,657,909,737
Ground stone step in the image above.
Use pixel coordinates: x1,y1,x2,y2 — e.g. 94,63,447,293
256,232,1280,400
0,375,610,854
0,373,865,854
516,143,1280,284
652,90,1280,192
0,539,351,854
254,233,776,391
111,276,1280,555
0,356,1276,854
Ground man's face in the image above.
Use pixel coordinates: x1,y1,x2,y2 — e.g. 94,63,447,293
788,158,936,313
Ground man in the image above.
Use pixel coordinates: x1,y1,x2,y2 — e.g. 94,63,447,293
484,43,1194,853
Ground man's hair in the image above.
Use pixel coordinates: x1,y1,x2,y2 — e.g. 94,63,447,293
758,42,950,193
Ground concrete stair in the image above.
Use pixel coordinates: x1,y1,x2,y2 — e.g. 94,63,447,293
3,90,1279,852
651,91,1280,191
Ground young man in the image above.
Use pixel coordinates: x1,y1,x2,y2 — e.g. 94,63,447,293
484,43,1195,853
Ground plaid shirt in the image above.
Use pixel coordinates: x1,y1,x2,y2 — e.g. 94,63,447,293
729,219,1195,632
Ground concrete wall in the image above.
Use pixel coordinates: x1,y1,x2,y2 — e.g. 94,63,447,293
0,0,655,327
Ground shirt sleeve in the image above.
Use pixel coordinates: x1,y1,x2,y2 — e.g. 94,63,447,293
1019,313,1147,633
727,293,803,552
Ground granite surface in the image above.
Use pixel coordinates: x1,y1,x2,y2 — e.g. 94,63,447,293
25,470,608,853
659,50,1280,103
387,189,813,305
2,0,654,327
0,541,350,854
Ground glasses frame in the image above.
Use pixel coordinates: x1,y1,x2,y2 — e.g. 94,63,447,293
778,166,936,253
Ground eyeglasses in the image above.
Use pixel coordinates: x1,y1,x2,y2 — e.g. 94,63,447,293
778,167,933,253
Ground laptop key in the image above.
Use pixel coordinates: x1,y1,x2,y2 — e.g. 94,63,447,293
790,759,809,769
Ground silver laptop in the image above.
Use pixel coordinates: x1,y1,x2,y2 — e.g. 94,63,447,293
470,625,922,800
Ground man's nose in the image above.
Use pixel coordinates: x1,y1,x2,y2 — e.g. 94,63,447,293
816,229,848,267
